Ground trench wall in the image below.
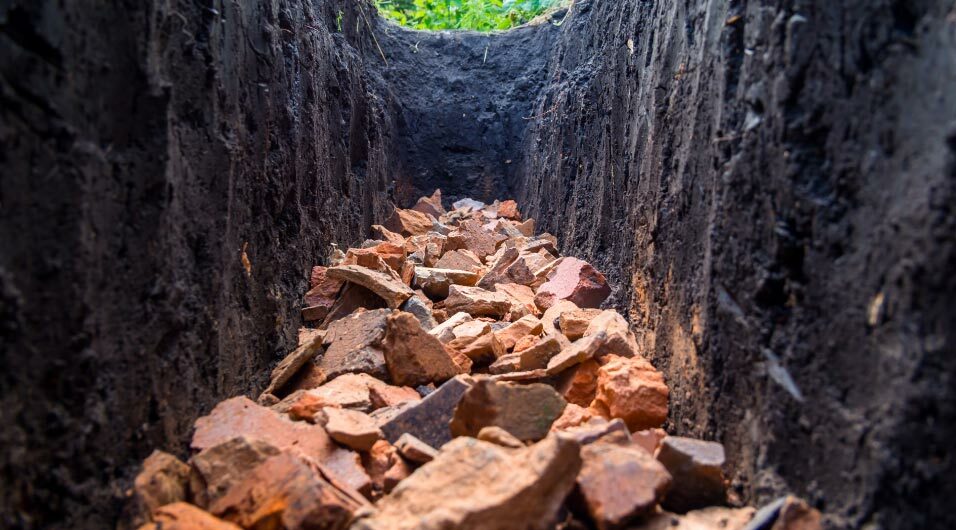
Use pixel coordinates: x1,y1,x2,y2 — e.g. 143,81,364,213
0,1,401,527
518,1,956,528
373,15,560,205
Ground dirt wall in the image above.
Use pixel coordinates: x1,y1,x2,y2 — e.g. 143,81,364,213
0,1,401,527
518,1,956,528
374,14,561,206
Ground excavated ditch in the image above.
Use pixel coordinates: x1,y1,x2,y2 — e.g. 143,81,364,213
126,194,819,530
1,0,955,529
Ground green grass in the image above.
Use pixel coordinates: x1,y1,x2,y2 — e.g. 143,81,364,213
374,0,565,32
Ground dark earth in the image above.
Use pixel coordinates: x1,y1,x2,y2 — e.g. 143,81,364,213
1,0,954,529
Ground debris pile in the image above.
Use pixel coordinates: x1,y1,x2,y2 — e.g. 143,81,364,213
130,191,821,530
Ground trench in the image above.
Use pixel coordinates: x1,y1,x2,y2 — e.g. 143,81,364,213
1,0,956,529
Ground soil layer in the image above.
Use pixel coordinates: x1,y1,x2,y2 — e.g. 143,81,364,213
1,1,401,527
518,1,956,528
374,13,561,205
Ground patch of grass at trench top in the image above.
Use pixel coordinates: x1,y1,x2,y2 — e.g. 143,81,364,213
375,0,566,32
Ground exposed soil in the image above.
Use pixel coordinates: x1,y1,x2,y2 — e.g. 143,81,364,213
373,13,562,205
1,1,401,527
1,0,955,528
518,2,956,529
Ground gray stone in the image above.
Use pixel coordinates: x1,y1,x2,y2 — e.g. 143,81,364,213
400,295,438,331
657,436,727,513
380,375,474,448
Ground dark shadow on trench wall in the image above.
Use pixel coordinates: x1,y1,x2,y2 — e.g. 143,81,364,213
0,1,400,527
517,1,956,529
373,11,564,207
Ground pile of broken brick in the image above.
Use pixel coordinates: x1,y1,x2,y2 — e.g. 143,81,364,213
130,191,821,530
